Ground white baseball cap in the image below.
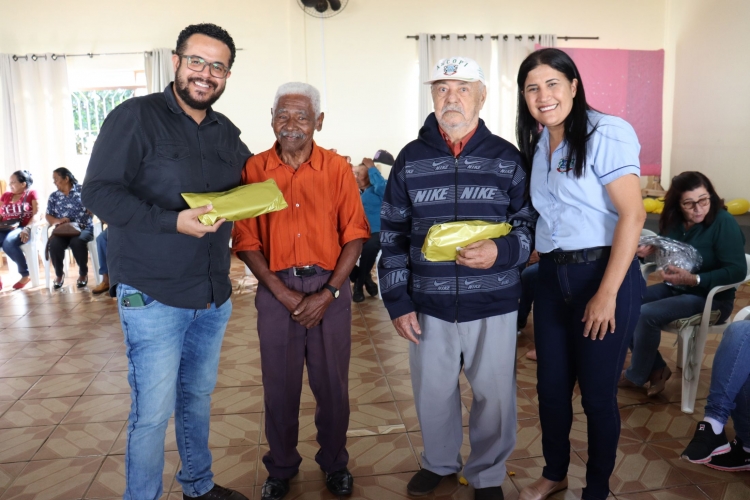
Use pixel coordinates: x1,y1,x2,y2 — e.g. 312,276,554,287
424,56,486,85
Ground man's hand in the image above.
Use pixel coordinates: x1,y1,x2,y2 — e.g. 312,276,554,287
528,249,540,265
456,239,498,269
176,204,225,238
277,288,306,314
362,158,375,169
392,312,422,344
292,291,334,329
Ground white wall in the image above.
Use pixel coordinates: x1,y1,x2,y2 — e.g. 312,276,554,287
0,0,667,171
666,0,750,201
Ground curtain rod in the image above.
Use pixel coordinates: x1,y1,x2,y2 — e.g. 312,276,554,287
11,48,244,61
406,35,599,41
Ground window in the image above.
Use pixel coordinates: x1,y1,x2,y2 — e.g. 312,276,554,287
72,89,135,155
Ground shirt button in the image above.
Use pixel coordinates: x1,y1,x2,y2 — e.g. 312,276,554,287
297,233,301,237
295,203,300,208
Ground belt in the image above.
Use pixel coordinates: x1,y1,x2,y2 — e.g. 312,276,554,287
292,265,317,277
540,246,611,265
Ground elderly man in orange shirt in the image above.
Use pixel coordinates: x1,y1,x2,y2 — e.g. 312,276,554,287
233,82,369,500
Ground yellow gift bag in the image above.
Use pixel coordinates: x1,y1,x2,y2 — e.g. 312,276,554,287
422,221,513,262
181,179,288,226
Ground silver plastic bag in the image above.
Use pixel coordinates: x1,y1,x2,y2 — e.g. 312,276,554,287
639,235,703,272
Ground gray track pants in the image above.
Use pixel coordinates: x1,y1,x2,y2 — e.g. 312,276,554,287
411,312,517,488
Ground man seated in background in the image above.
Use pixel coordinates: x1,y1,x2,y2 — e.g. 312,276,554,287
233,82,369,500
349,151,390,302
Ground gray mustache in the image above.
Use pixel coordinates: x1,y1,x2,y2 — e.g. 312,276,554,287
441,104,465,115
280,131,306,140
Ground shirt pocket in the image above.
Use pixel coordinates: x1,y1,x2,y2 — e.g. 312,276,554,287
212,147,243,191
154,141,192,187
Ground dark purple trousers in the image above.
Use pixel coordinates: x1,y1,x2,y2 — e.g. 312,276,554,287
256,266,352,479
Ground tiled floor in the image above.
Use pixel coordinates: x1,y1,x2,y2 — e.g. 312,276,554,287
0,257,749,499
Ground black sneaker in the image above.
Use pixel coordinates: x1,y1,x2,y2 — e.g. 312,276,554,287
475,485,504,500
260,477,290,500
406,469,448,496
325,468,353,496
183,484,248,499
352,286,365,303
681,421,730,463
364,279,378,297
707,438,750,471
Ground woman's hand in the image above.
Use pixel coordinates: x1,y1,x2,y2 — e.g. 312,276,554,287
662,265,697,286
582,291,617,340
56,217,70,225
19,228,30,243
636,245,655,259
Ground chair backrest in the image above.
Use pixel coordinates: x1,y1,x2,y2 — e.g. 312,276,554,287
640,228,657,238
745,254,750,281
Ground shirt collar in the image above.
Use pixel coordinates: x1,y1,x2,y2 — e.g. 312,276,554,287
438,124,478,156
267,141,323,171
163,83,221,125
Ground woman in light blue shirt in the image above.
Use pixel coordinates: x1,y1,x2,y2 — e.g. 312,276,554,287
515,48,646,500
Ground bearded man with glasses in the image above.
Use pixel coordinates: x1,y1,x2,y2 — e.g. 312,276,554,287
83,23,251,500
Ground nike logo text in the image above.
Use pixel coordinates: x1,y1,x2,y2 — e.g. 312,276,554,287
414,188,449,203
460,187,498,200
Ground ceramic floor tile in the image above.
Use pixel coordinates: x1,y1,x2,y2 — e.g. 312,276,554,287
1,455,103,500
346,433,420,478
84,452,178,498
211,386,264,415
346,402,407,438
0,343,27,360
46,353,113,375
0,397,77,428
0,328,46,343
511,418,544,460
171,446,258,492
0,463,25,498
620,404,702,442
9,313,64,328
12,340,77,358
569,413,644,451
0,425,55,463
22,373,97,399
698,480,750,500
0,356,60,377
219,345,261,364
347,355,386,378
215,363,263,387
578,443,691,495
208,413,262,448
82,371,130,395
616,485,713,499
377,352,411,376
385,374,414,401
33,421,124,460
62,394,130,423
0,377,38,401
66,337,124,356
347,376,394,405
101,353,128,372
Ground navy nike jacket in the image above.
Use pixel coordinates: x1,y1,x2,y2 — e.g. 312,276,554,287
379,113,537,323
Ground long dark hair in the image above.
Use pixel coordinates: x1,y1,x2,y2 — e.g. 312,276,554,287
11,170,33,188
53,167,78,187
516,48,594,179
659,171,725,234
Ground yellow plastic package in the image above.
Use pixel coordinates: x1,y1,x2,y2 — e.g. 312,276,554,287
422,221,513,262
181,179,288,226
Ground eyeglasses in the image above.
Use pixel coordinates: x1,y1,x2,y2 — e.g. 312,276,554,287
681,197,710,211
180,55,229,79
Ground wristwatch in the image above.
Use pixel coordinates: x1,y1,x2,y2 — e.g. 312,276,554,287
694,274,701,286
322,283,340,299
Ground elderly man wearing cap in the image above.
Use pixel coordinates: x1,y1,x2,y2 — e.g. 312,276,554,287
349,150,392,301
379,57,536,499
233,82,369,500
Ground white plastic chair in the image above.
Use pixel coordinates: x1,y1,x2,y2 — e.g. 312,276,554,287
732,305,750,323
642,254,750,414
0,221,43,287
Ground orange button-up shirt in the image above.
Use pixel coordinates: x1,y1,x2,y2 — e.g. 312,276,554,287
232,142,370,272
439,124,478,157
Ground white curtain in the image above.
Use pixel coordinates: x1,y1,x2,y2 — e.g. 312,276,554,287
493,34,556,144
1,53,75,199
144,48,174,94
417,33,492,127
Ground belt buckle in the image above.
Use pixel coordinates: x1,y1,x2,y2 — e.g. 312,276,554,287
293,266,314,277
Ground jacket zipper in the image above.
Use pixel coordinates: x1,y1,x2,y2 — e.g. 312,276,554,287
454,155,460,323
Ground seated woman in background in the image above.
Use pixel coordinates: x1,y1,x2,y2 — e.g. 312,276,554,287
0,170,38,290
45,167,93,289
620,171,747,396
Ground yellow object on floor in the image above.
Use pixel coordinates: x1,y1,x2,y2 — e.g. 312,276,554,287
422,221,513,262
182,179,288,226
459,476,469,486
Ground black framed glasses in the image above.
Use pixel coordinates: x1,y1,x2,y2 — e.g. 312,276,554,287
180,55,229,79
681,197,710,211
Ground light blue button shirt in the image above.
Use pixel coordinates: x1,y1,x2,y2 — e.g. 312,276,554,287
530,111,641,253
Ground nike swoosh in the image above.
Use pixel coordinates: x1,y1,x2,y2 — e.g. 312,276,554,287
433,280,451,286
464,159,482,165
464,279,481,285
432,160,448,167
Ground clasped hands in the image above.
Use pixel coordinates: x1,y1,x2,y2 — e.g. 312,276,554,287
278,287,333,329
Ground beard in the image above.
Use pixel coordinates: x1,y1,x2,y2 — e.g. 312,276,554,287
174,69,225,111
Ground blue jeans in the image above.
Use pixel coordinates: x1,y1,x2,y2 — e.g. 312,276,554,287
534,255,642,500
0,228,29,277
705,320,750,444
117,284,232,500
624,284,734,386
97,228,108,275
518,263,538,329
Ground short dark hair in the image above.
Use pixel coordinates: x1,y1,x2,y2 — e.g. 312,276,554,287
175,23,237,69
11,170,33,187
659,171,725,234
516,48,596,179
53,167,78,187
